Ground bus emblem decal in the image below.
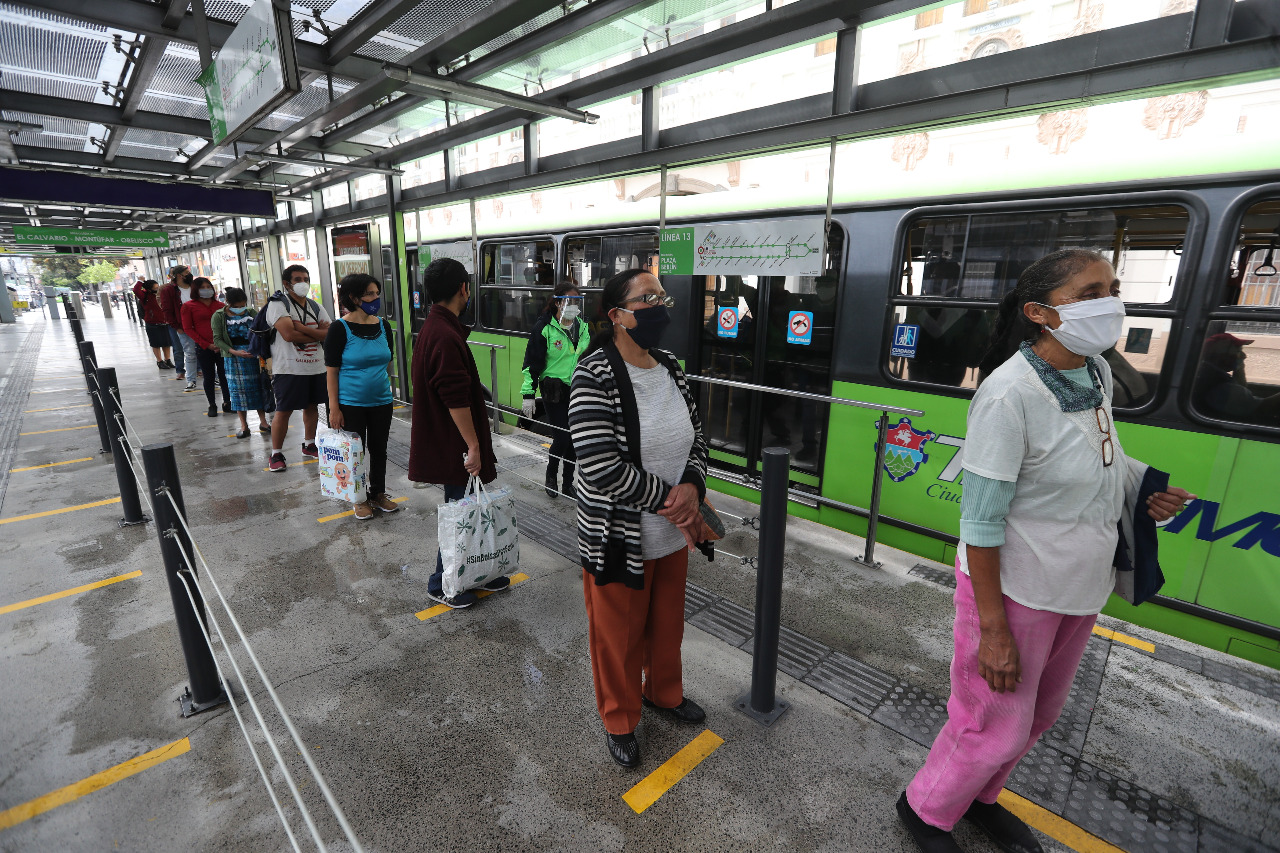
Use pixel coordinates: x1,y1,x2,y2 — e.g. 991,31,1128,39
881,418,938,483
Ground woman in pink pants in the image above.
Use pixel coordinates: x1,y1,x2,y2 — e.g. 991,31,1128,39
896,249,1193,853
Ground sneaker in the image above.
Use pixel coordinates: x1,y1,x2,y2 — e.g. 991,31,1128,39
222,402,232,413
478,576,511,593
301,442,319,459
184,381,197,392
206,405,218,417
157,360,166,369
353,501,374,521
426,589,478,609
268,452,286,473
370,493,400,513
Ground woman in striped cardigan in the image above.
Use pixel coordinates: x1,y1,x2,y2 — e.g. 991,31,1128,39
568,268,709,769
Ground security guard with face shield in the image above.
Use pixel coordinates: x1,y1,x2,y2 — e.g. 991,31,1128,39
522,282,590,498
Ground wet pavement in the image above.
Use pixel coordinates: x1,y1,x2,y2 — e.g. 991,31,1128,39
0,307,1277,853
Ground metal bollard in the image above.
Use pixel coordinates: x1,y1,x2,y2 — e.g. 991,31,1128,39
853,413,890,569
736,446,791,727
78,341,112,455
123,292,136,321
63,295,84,344
98,367,148,527
141,443,227,717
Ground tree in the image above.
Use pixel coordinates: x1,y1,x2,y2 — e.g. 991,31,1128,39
32,256,84,288
78,260,124,288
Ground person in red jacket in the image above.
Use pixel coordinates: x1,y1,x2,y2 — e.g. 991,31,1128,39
132,279,173,370
409,258,506,609
159,265,197,384
181,277,230,417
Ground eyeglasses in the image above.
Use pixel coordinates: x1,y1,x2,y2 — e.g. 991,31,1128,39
621,293,675,308
1095,405,1114,467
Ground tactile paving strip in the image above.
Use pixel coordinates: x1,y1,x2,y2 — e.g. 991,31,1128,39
684,583,718,620
385,436,410,471
775,625,831,680
1004,741,1076,813
909,563,957,589
496,453,543,472
1201,658,1280,703
1198,819,1277,853
1062,758,1199,853
0,323,45,508
804,651,897,715
1044,636,1109,756
688,598,754,648
871,682,949,748
512,498,578,561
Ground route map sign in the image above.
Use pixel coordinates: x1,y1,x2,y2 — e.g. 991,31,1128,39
423,242,475,274
197,0,299,146
660,217,826,276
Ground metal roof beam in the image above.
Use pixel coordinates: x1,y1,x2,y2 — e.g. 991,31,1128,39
405,0,565,71
11,146,222,179
325,0,423,65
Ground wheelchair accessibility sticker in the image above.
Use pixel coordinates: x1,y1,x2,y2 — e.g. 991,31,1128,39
891,323,919,358
787,311,813,345
717,306,739,339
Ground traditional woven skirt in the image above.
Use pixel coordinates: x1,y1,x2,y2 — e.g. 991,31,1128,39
225,353,265,411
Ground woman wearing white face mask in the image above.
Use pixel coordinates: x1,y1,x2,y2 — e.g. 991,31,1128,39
181,276,231,418
521,282,589,498
897,250,1196,853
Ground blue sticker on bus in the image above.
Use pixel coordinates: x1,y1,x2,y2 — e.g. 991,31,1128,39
786,311,813,345
716,306,739,338
891,323,919,358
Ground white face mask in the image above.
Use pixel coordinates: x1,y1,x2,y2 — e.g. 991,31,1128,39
1039,296,1125,357
559,302,581,326
291,282,310,298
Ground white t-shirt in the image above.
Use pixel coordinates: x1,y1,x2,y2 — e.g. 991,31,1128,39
627,362,695,560
178,285,193,303
265,294,331,376
958,353,1144,615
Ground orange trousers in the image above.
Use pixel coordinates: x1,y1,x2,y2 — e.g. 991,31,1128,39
582,548,689,735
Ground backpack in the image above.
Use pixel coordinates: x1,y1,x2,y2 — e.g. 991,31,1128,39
248,291,287,360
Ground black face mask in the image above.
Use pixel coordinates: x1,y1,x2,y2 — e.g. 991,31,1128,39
182,274,193,285
620,305,671,350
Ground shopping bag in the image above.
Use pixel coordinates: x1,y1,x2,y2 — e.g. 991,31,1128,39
438,476,519,597
318,430,367,504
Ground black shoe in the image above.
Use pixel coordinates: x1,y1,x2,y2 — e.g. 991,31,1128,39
561,462,575,499
206,405,218,417
641,695,705,723
897,792,963,853
235,428,250,439
544,464,558,499
478,576,511,593
606,732,640,768
426,589,477,609
964,799,1043,853
162,359,175,369
259,422,272,434
157,360,166,369
222,402,232,413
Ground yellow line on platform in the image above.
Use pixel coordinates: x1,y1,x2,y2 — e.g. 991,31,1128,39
0,738,190,831
416,572,531,620
0,571,142,616
10,457,94,473
0,497,120,526
18,425,94,436
623,730,723,814
998,789,1127,853
263,457,319,473
1092,625,1156,654
23,404,92,413
317,495,406,523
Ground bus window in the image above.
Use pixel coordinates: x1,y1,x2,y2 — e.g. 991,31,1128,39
562,232,660,338
891,204,1187,407
479,239,554,334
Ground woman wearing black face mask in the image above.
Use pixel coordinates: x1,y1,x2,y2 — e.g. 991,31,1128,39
567,269,709,769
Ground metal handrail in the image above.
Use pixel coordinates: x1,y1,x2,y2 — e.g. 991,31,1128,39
466,341,506,350
685,374,924,416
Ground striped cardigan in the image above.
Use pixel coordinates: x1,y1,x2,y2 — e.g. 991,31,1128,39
569,343,708,589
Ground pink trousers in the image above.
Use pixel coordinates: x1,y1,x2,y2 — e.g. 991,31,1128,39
905,565,1097,831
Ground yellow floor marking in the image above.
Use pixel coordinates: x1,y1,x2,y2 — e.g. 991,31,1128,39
0,497,121,526
416,572,531,620
19,425,94,436
0,738,190,831
23,404,92,413
10,457,94,473
998,789,1127,853
1092,625,1156,654
393,405,405,410
0,570,142,616
541,442,550,448
623,730,724,814
317,495,407,523
262,457,319,473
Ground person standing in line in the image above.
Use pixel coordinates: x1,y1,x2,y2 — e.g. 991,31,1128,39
181,277,230,418
522,282,590,499
266,264,330,472
896,250,1194,853
212,286,271,439
324,273,400,521
569,269,709,769
159,265,197,385
132,278,173,370
408,258,510,608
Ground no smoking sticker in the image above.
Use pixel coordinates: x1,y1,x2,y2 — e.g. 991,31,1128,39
786,310,813,345
717,306,739,339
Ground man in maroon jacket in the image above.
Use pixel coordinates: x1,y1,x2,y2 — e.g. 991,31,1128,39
409,258,508,609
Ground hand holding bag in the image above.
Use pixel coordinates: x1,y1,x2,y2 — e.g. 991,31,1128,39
438,476,520,597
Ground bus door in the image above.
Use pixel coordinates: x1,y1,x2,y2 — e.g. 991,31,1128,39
693,225,843,486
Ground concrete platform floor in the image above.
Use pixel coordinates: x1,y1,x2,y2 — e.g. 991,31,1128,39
1,308,1277,853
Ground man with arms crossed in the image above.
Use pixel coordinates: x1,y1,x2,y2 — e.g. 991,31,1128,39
267,265,331,472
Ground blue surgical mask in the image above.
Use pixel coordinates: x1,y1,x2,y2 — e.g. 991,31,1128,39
228,306,247,315
361,298,381,315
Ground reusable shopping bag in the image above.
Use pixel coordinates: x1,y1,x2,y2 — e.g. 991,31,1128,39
318,430,367,504
438,476,519,597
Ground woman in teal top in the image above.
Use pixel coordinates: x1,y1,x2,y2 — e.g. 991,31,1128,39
324,273,398,521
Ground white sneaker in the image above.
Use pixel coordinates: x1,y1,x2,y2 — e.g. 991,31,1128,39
184,381,197,392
